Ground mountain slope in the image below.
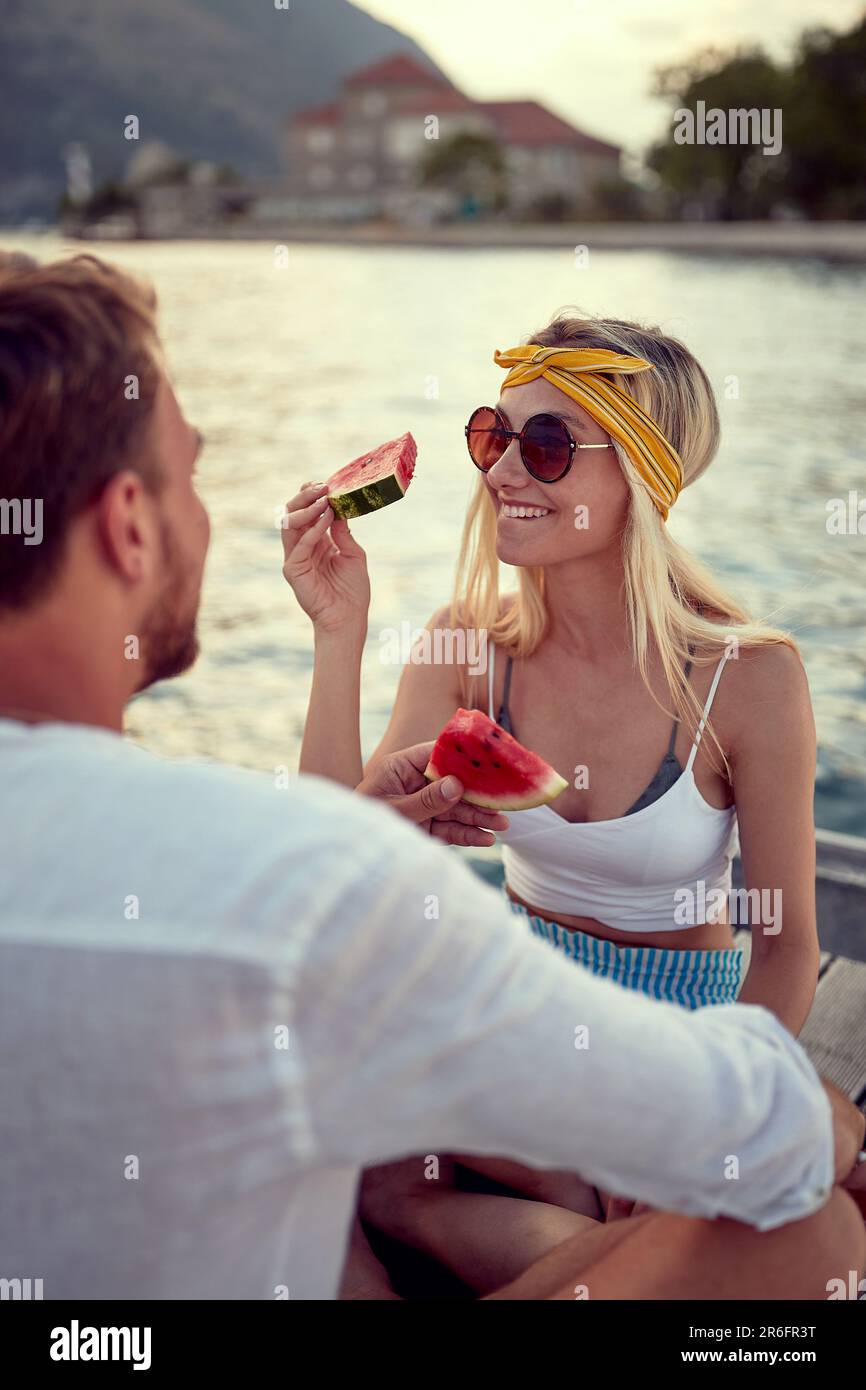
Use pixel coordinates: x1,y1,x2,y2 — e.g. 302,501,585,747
0,0,442,218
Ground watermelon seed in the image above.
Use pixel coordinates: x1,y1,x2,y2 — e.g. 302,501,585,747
471,759,481,768
493,762,501,768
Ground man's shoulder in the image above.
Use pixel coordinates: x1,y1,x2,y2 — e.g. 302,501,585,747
150,735,485,872
119,744,505,948
115,735,393,849
23,722,400,867
14,721,506,927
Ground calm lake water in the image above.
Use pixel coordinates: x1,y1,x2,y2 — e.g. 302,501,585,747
8,234,866,834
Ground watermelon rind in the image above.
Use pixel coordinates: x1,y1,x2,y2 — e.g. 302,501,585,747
327,432,416,519
424,755,567,811
329,471,406,519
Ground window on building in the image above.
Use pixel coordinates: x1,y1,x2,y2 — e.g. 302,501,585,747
306,128,336,154
360,91,387,117
385,119,424,162
347,165,374,190
309,164,335,189
347,129,376,155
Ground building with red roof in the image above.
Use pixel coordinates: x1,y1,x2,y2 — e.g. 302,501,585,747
285,52,621,220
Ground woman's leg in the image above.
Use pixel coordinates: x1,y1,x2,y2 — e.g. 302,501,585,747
360,1156,598,1295
487,1187,866,1301
349,1182,866,1301
453,1153,604,1220
338,1212,402,1300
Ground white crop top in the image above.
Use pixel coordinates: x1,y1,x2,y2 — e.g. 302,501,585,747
488,647,739,932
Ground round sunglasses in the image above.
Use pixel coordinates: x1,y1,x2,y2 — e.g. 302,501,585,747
465,405,611,484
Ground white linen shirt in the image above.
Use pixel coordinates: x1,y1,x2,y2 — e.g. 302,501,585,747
0,718,833,1299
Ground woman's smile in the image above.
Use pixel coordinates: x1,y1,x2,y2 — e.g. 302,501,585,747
497,498,554,521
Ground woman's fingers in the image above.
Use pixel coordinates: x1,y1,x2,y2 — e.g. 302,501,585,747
284,493,330,531
281,483,329,547
330,514,366,559
281,493,333,563
287,481,329,512
283,501,333,569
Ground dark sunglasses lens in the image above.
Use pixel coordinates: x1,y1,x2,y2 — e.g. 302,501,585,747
467,407,507,471
521,414,571,481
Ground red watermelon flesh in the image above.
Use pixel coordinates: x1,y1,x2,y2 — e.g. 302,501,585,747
326,432,416,519
424,708,568,811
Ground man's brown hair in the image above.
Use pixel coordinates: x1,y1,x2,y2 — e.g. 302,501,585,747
0,253,163,608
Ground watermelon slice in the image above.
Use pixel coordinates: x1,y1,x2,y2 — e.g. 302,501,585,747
326,432,416,519
424,708,568,811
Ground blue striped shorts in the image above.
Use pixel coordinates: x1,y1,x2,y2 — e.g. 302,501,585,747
508,897,744,1009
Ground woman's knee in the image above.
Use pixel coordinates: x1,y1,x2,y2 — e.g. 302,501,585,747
558,1189,866,1301
359,1154,458,1238
683,1186,866,1301
803,1187,866,1298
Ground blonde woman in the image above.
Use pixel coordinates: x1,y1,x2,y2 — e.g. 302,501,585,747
284,313,819,1032
282,313,822,1291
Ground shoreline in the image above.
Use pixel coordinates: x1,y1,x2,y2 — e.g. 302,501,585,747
52,218,866,263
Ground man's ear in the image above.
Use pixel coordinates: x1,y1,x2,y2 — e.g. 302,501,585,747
95,470,161,585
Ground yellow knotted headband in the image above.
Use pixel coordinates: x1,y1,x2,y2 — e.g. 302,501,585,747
493,344,684,519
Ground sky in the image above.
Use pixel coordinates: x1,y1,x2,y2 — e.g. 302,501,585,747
352,0,863,164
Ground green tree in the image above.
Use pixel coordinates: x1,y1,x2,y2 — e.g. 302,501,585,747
646,46,789,219
419,131,506,215
782,19,866,218
647,12,866,220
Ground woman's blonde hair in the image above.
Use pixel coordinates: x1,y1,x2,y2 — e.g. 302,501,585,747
452,312,794,768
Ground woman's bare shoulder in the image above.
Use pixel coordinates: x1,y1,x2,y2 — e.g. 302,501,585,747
710,635,812,749
695,608,805,691
721,637,806,694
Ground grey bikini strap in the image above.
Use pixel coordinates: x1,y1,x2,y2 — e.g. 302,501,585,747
500,655,514,717
495,654,515,734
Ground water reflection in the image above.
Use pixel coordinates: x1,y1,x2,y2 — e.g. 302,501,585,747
13,236,866,832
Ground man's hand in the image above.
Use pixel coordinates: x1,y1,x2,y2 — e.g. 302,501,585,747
356,741,509,847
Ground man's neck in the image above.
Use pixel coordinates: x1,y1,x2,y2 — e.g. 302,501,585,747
0,610,130,733
0,692,124,732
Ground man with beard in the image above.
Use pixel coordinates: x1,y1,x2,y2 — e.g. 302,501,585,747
0,253,863,1302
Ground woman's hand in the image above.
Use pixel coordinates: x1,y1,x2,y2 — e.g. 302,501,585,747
281,482,371,635
356,740,509,847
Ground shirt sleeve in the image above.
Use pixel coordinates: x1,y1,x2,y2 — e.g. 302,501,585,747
294,821,834,1232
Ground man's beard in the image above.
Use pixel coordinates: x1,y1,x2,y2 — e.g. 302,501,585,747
137,524,201,690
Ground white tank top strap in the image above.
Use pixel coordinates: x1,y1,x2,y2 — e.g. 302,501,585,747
488,641,496,719
685,650,731,774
